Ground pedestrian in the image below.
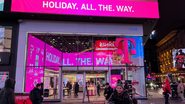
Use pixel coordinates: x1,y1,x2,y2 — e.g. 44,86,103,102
108,84,133,104
0,78,16,104
74,82,79,97
97,81,101,96
29,83,43,104
104,83,113,104
163,76,171,104
177,80,185,102
66,81,72,96
117,79,123,85
40,83,44,96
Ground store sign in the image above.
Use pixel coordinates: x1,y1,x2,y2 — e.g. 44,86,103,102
0,0,4,11
11,0,159,18
95,40,116,52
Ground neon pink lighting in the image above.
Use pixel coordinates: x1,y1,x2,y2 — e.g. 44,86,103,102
26,35,45,67
25,67,44,92
11,0,159,18
45,44,62,69
111,75,121,88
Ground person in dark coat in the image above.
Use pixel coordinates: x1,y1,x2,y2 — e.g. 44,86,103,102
74,82,79,97
66,81,72,96
0,78,15,104
97,82,101,96
108,84,133,104
104,83,113,100
30,83,43,104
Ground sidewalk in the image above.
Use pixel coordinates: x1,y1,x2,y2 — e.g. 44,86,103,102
44,90,185,104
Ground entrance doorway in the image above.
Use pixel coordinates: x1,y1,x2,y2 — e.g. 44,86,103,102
62,71,106,103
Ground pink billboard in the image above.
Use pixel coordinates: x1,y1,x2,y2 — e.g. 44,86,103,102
11,0,159,18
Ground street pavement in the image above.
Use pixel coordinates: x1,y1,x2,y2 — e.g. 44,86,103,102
44,89,185,104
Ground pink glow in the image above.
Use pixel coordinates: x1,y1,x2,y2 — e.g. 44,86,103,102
25,67,44,92
45,44,62,70
110,75,121,88
11,0,159,18
26,35,45,67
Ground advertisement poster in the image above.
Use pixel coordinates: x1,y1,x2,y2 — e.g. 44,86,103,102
172,49,185,69
11,0,159,18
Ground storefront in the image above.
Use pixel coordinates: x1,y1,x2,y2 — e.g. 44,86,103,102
14,20,146,101
9,0,159,102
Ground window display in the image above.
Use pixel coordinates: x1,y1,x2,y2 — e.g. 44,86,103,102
25,34,145,99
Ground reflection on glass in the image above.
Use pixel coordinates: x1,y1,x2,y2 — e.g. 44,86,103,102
44,67,60,100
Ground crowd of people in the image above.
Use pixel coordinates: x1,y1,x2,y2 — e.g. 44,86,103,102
104,80,136,104
0,78,44,104
162,76,185,104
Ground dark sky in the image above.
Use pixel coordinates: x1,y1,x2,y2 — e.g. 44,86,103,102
155,0,185,41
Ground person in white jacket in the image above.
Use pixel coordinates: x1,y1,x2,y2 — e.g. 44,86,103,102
177,80,185,102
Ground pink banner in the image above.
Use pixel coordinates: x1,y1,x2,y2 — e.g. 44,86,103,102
11,0,159,18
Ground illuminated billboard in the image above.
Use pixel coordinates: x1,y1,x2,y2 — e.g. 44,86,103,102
11,0,159,18
172,49,185,70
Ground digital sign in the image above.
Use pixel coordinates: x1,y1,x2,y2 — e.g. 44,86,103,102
172,49,185,69
26,35,144,67
11,0,159,18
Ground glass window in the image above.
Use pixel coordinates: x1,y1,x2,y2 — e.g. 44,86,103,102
0,27,12,52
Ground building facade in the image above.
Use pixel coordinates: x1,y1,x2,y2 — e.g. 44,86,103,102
0,0,159,102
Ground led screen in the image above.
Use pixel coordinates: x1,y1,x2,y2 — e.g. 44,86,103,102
172,49,185,69
26,35,144,67
11,0,159,18
26,35,45,67
45,44,62,70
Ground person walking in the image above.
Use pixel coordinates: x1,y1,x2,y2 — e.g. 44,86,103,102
108,84,133,104
0,78,16,104
97,82,101,96
29,83,43,104
104,83,113,104
66,81,72,96
74,82,79,97
177,80,185,102
163,76,171,104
